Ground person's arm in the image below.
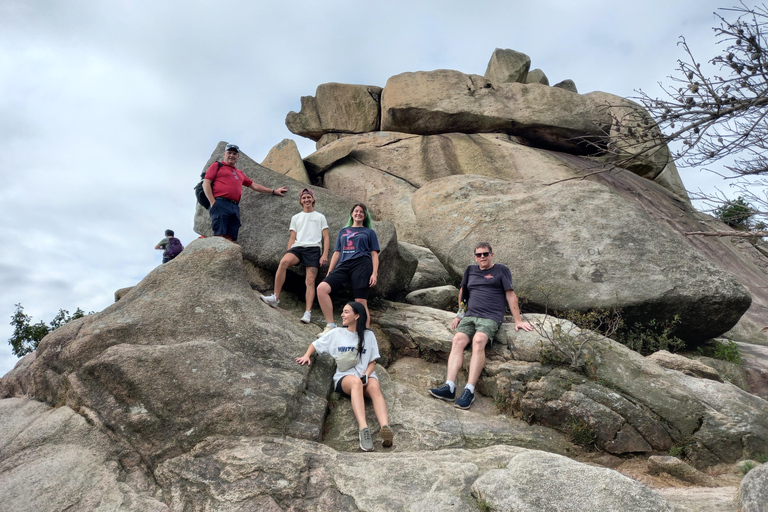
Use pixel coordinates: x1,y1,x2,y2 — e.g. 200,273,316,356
154,244,162,250
248,183,288,196
506,289,533,331
451,287,464,330
369,251,379,287
320,228,330,266
295,343,317,365
286,230,297,252
203,179,215,208
327,250,341,273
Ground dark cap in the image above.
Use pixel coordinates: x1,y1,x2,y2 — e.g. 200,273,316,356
224,144,240,153
299,188,314,199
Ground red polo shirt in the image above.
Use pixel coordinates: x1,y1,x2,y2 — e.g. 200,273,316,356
204,162,254,202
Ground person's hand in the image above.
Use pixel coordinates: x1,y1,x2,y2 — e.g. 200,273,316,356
515,320,534,332
369,273,378,287
320,254,328,266
451,317,461,330
295,355,311,365
361,375,368,386
273,186,288,196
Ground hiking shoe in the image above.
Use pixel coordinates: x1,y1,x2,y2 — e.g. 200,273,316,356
316,324,335,338
380,425,394,448
359,427,373,452
429,384,455,401
300,311,311,324
260,294,279,308
454,388,475,409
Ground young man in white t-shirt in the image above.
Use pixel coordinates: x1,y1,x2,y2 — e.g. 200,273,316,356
261,188,330,323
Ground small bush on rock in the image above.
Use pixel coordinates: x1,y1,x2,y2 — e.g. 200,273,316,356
696,339,742,364
614,315,685,355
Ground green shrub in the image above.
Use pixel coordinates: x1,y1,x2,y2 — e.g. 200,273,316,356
715,197,755,230
696,339,742,364
614,315,685,355
738,460,758,475
566,419,599,450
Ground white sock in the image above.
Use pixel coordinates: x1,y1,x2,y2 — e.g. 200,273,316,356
328,323,336,328
446,380,456,393
465,383,475,394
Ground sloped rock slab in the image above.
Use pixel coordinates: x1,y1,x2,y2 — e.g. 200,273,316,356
157,436,675,512
0,238,334,464
323,358,574,456
0,398,167,512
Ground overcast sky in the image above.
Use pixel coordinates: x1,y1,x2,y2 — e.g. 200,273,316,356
0,0,736,375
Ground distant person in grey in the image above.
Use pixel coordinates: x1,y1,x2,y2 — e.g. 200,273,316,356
428,242,533,410
155,229,183,263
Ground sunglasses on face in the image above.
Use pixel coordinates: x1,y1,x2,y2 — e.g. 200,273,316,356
475,252,491,257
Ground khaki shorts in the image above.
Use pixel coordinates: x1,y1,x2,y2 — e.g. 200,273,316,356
456,316,500,343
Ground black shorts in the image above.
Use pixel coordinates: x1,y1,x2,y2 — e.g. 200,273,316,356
323,256,373,299
287,246,321,268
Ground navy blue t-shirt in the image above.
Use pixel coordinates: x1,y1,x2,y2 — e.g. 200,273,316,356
460,264,514,325
334,227,380,263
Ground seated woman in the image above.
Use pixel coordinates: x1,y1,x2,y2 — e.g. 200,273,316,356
295,301,393,452
315,203,379,336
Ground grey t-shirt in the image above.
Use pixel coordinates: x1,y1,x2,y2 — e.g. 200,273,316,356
460,263,514,325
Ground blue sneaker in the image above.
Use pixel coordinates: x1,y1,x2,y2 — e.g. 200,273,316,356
454,388,475,409
429,384,455,401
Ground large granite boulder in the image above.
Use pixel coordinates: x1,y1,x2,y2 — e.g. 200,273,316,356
260,138,310,184
739,461,768,512
401,241,454,291
484,48,531,84
193,141,417,298
380,69,609,154
471,451,673,512
0,238,335,464
412,173,751,341
286,82,382,141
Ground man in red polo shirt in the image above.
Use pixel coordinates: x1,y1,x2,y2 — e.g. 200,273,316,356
202,144,288,242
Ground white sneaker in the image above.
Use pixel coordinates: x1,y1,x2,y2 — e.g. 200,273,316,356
300,311,311,324
260,294,279,308
316,324,335,337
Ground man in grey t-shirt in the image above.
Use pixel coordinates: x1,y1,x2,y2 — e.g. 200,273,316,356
429,242,533,410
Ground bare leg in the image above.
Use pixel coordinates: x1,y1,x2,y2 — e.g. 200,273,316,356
445,332,470,384
274,253,301,300
341,376,367,429
363,377,389,427
317,282,335,324
305,267,318,311
355,298,371,329
466,332,489,387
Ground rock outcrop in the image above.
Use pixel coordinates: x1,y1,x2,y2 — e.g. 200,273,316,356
3,46,768,511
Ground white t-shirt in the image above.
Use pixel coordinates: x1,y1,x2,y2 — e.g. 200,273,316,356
289,210,329,249
312,328,380,388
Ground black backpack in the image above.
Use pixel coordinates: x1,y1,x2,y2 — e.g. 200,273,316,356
194,161,223,210
167,237,184,259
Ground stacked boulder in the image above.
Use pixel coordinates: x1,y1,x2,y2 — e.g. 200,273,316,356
283,48,766,345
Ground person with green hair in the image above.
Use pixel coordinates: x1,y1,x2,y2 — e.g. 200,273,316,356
315,204,379,336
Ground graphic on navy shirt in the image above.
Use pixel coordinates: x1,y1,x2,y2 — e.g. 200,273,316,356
341,229,361,254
